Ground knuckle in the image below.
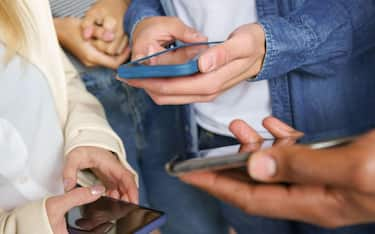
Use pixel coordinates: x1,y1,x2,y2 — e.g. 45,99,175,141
351,154,375,193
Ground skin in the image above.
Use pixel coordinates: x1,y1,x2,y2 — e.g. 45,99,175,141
80,0,131,56
46,146,138,234
181,117,375,228
46,185,106,234
63,146,138,203
54,0,130,69
121,17,266,105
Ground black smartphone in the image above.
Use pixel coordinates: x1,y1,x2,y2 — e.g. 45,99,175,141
166,137,354,176
66,196,166,234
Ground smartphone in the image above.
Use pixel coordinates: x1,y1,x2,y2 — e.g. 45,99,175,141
67,196,166,234
117,41,223,79
166,137,355,176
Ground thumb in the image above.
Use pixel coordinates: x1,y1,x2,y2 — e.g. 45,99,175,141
247,143,357,189
198,38,245,73
59,186,106,214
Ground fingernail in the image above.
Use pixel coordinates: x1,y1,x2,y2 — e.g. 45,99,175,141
91,185,106,196
83,28,93,39
201,54,216,72
103,31,115,41
250,155,277,180
63,178,74,191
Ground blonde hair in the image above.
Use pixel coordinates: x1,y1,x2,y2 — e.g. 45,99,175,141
0,0,27,60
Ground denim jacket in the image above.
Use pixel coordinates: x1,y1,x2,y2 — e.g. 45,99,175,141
125,0,375,150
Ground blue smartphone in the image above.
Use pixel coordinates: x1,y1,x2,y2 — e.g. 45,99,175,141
67,196,167,234
117,41,223,79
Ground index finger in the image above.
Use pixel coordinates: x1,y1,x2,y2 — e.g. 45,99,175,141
180,171,344,227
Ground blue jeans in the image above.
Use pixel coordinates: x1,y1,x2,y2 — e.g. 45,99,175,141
79,66,228,234
198,127,375,234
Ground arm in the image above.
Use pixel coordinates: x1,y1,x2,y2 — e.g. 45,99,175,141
0,200,53,234
256,0,375,80
60,51,138,202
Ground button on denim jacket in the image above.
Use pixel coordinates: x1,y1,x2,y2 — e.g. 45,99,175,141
125,0,375,151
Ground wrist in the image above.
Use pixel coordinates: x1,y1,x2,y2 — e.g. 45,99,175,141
252,23,266,63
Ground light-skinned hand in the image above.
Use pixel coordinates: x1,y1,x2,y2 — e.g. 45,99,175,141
63,146,138,204
122,22,266,105
46,185,106,234
81,0,130,56
54,17,129,69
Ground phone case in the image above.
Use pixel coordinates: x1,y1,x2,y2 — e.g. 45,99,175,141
117,41,223,79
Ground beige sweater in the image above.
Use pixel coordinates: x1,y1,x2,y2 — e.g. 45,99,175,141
0,0,136,233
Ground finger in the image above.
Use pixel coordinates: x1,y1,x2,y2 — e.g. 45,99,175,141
63,150,94,191
93,48,129,69
116,37,129,55
124,57,250,96
121,194,130,203
145,91,218,105
247,142,361,189
131,42,165,62
273,137,299,147
131,19,207,60
180,171,343,227
81,14,102,40
106,37,128,56
168,18,207,43
103,16,116,30
107,190,120,200
58,186,105,214
262,116,304,139
118,170,139,204
92,26,109,41
229,119,263,144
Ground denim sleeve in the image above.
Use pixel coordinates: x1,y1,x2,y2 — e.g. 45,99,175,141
256,0,375,81
124,0,165,40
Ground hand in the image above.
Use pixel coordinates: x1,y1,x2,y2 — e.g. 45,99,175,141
54,17,129,69
182,118,375,228
81,0,130,56
63,146,138,204
123,23,266,105
46,185,106,234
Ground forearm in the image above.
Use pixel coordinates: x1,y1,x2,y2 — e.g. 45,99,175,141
124,0,164,39
0,199,53,234
256,0,375,80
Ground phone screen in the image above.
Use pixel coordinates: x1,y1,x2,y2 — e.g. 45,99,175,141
67,196,165,234
166,136,355,175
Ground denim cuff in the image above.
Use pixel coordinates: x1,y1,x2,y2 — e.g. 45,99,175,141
253,15,319,81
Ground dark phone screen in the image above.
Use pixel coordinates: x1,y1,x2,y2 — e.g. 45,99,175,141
67,196,164,234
